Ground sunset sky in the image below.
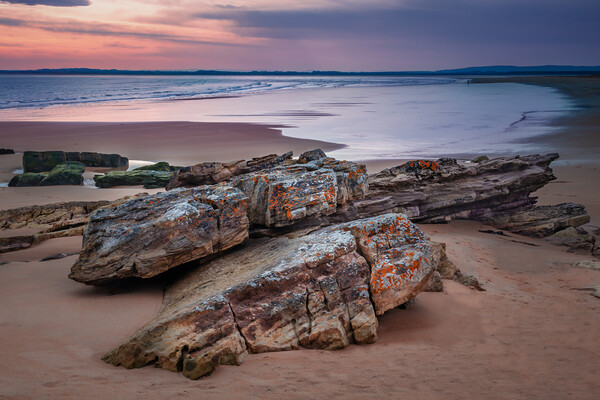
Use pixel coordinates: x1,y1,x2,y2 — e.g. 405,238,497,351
1,0,599,71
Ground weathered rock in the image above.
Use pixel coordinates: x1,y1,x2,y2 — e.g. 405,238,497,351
332,154,588,238
103,214,432,379
133,162,182,172
0,235,34,253
0,200,110,230
425,271,444,292
40,252,78,262
166,160,246,189
0,148,15,155
231,165,338,227
298,148,327,164
491,203,590,238
9,161,85,187
307,157,368,205
165,152,293,191
545,227,596,253
70,185,249,285
428,241,459,279
573,260,600,271
94,170,172,189
471,155,489,163
23,151,128,173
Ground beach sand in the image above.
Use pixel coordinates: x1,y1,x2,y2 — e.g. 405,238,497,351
0,77,599,399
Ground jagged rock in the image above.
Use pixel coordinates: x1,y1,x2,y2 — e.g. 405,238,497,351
70,185,249,285
332,154,588,238
0,235,34,253
491,203,590,238
0,148,15,155
102,214,432,379
94,170,172,189
471,155,489,163
545,227,596,253
166,160,246,189
165,152,293,191
9,161,85,187
298,149,327,164
0,200,110,230
133,161,181,172
231,159,367,228
231,165,338,227
23,151,128,173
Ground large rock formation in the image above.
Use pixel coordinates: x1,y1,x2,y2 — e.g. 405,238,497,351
330,154,588,238
165,152,293,190
23,151,128,173
70,185,249,285
102,214,433,379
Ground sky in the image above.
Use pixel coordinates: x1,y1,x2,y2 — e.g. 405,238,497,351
0,0,599,71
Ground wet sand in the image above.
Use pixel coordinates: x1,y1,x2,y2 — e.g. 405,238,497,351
0,76,599,399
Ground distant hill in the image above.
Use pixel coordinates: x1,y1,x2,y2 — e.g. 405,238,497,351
0,66,599,76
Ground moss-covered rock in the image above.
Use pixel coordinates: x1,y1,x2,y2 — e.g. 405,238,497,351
133,161,181,172
23,151,128,172
40,162,85,186
9,162,85,186
94,170,172,189
9,172,46,187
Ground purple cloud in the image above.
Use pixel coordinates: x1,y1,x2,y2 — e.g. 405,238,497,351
0,0,91,6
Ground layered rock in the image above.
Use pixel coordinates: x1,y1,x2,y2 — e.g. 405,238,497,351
9,162,86,187
103,214,433,379
94,170,172,189
70,185,249,285
165,152,293,190
0,200,110,230
23,151,128,173
331,154,587,238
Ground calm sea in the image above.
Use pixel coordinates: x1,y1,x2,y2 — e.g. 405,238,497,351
0,74,575,160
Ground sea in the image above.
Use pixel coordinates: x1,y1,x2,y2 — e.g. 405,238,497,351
0,74,576,161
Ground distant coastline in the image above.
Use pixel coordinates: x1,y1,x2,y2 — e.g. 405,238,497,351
1,65,600,76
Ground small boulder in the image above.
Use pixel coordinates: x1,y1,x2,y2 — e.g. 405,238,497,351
471,155,489,163
0,148,15,155
9,162,85,186
94,170,172,189
133,162,181,172
298,149,327,164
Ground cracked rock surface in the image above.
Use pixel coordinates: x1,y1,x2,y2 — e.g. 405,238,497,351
102,213,433,379
70,185,249,285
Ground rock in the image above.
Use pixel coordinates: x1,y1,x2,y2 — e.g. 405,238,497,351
471,155,489,163
166,160,246,190
492,204,590,238
165,152,293,191
0,235,34,253
9,161,85,187
103,214,432,379
133,162,181,172
94,170,172,189
308,158,368,205
8,172,45,187
428,241,459,279
231,165,338,227
425,271,444,292
40,252,78,262
455,272,485,291
0,200,110,230
0,148,15,155
70,185,249,285
573,260,600,270
333,154,588,238
23,151,128,173
298,149,327,164
545,227,596,253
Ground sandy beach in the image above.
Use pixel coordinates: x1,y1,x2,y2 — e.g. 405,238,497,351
0,77,599,399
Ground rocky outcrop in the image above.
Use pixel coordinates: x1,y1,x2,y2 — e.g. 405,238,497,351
165,152,293,190
0,235,35,253
298,149,327,164
10,162,85,187
0,200,110,230
133,162,181,172
331,154,587,238
102,214,433,379
490,203,590,238
94,170,172,189
23,151,128,173
0,148,15,155
230,158,367,228
545,227,599,257
70,185,249,285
